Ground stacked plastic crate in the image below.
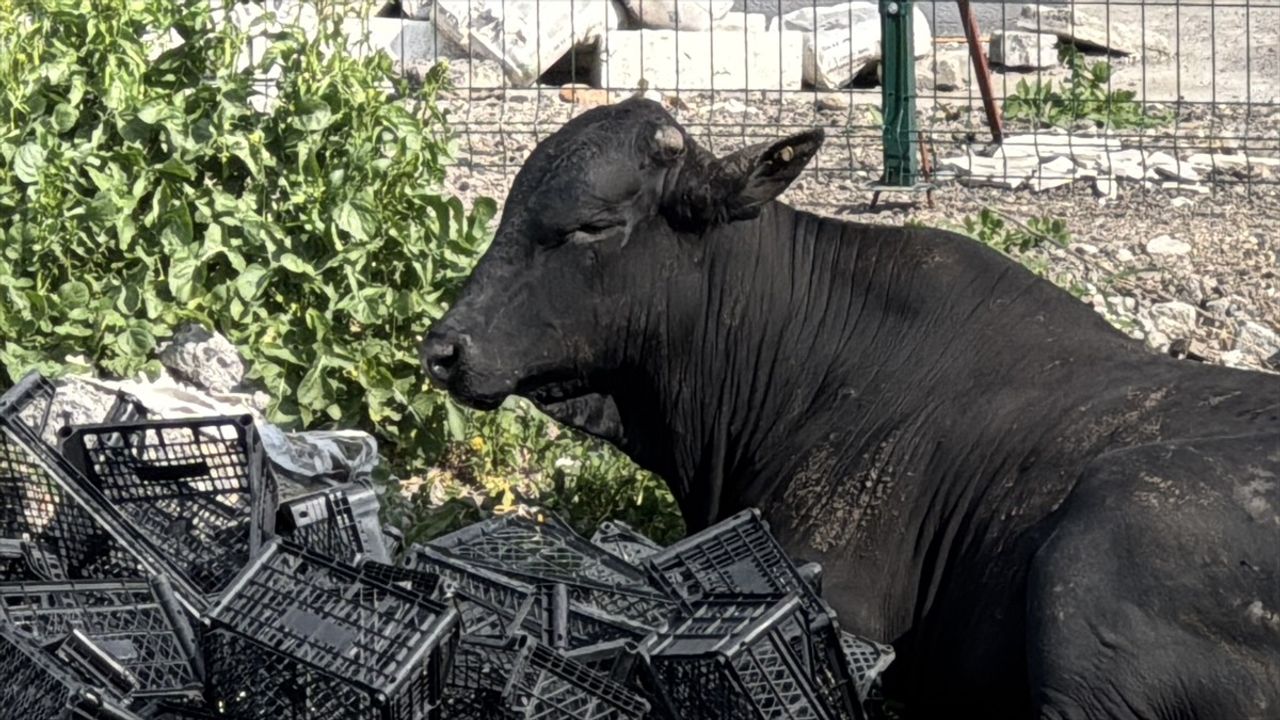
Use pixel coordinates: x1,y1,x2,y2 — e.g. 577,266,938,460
1,369,896,719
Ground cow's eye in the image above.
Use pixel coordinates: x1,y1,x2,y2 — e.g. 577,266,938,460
566,221,619,243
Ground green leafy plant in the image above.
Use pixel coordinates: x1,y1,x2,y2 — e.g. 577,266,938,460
959,208,1072,254
0,0,681,541
1004,46,1170,129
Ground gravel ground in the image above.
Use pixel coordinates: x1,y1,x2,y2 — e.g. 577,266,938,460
431,73,1280,375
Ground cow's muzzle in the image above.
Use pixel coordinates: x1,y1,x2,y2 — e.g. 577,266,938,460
419,329,507,411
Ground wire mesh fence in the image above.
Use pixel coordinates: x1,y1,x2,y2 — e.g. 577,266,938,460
361,0,1280,212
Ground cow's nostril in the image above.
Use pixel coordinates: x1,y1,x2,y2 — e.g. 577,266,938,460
422,335,462,385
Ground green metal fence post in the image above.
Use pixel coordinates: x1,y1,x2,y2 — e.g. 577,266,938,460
879,0,918,187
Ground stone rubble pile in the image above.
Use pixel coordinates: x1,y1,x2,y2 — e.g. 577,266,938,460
207,0,1178,98
935,131,1280,200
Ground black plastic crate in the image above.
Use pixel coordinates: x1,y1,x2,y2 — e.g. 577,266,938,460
590,521,663,566
0,622,142,720
839,632,896,705
642,593,839,720
203,539,461,720
565,640,681,720
644,509,826,615
444,633,650,720
356,558,441,597
0,374,171,587
275,481,389,565
1,537,69,581
405,545,652,649
58,415,276,598
0,575,205,701
427,514,676,625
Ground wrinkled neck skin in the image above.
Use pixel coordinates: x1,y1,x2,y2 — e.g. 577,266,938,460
587,201,1177,637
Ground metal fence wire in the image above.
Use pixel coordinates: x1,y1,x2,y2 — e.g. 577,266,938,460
357,0,1280,212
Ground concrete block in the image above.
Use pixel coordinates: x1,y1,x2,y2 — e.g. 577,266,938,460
599,29,805,91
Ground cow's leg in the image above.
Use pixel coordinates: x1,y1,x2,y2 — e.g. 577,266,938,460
1025,434,1280,720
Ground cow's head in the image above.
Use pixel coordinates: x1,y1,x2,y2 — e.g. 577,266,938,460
421,98,823,443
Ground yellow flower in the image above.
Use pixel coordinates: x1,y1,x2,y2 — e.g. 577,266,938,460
468,436,486,452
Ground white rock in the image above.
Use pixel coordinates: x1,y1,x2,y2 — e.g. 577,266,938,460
1237,321,1280,359
1092,173,1118,201
1144,234,1191,256
1148,301,1198,337
347,17,456,65
158,324,247,394
930,46,969,89
1219,349,1252,369
1144,330,1171,352
1145,151,1201,183
426,0,621,87
619,0,733,30
1029,155,1079,191
989,30,1057,69
715,11,767,32
1114,247,1135,263
599,29,805,91
1184,152,1280,171
774,1,931,89
1160,181,1209,195
1016,4,1168,56
1095,148,1146,180
938,152,1040,190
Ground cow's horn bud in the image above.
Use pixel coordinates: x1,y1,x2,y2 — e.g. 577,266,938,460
778,146,795,162
654,126,684,156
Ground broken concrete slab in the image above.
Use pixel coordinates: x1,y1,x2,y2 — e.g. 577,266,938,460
989,30,1058,69
599,29,805,91
347,17,457,65
1028,155,1079,192
1145,151,1202,183
712,11,767,33
1017,4,1169,56
773,1,932,89
619,0,734,31
930,46,969,90
1185,152,1280,171
937,152,1040,190
423,0,621,87
1095,148,1147,180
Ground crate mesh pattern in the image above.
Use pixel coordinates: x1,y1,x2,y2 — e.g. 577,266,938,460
0,578,202,700
203,540,460,719
645,595,838,720
407,545,651,648
58,417,274,597
1,377,149,583
428,514,676,625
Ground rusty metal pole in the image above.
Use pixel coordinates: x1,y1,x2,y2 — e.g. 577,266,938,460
957,0,1004,143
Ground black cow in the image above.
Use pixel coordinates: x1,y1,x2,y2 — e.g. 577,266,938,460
421,98,1280,718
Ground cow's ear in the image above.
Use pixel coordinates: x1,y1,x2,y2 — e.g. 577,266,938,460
712,128,824,221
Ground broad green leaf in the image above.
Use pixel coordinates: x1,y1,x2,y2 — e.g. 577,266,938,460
14,143,45,183
292,98,334,132
444,400,467,442
52,103,78,133
297,363,329,409
159,156,196,181
118,323,156,357
58,281,91,308
235,264,270,301
335,200,371,241
168,250,200,302
278,252,317,277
